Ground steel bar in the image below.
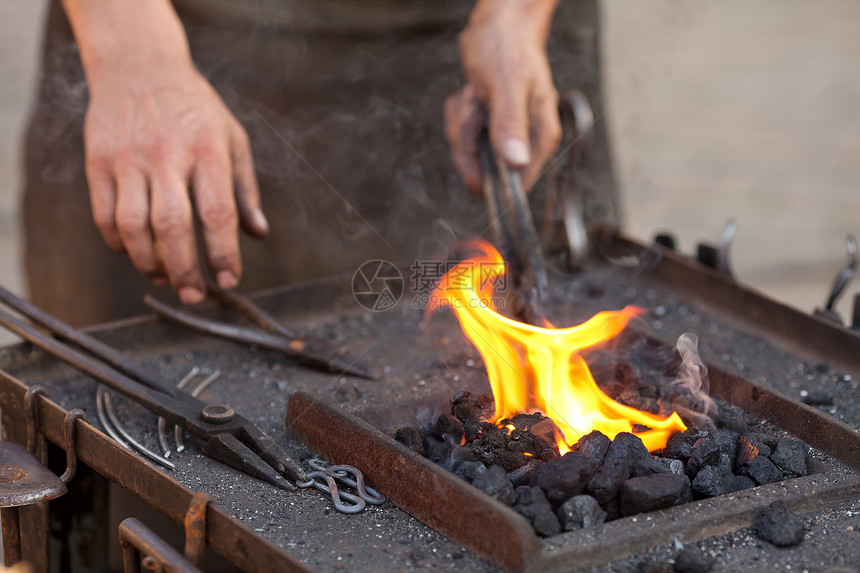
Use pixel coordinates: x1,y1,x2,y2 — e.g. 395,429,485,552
0,285,187,401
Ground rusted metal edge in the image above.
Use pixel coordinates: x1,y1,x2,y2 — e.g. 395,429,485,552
285,391,542,572
0,369,312,573
605,230,860,373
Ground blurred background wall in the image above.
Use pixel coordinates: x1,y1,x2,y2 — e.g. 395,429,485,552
1,0,858,346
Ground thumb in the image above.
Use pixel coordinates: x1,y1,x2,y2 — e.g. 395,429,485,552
489,85,531,169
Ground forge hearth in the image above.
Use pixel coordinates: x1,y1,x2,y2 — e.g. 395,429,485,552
3,231,860,572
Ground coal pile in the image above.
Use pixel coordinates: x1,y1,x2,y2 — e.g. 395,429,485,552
395,388,812,538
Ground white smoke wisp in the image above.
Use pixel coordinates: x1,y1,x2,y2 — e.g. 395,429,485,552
663,333,718,425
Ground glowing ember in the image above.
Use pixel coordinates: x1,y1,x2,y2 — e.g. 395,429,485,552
429,240,686,453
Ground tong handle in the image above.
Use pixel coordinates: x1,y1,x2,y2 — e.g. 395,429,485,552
478,130,550,307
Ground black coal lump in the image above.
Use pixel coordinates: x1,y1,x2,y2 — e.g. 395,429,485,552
770,438,808,477
576,430,611,465
472,465,516,506
685,438,720,478
744,431,778,451
530,451,598,505
673,547,714,573
449,445,478,473
663,428,708,461
427,441,453,467
394,426,424,456
737,455,784,485
586,458,630,506
450,391,492,422
507,460,540,487
653,457,685,475
604,432,650,465
454,460,487,483
619,473,691,516
435,414,465,444
691,454,734,498
755,501,805,547
557,495,607,531
512,486,561,537
710,429,738,460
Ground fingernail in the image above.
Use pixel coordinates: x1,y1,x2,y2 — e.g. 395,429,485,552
253,209,269,234
179,287,204,305
501,138,531,167
216,270,238,289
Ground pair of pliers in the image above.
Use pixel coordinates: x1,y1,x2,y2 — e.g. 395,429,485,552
0,285,307,490
143,285,374,380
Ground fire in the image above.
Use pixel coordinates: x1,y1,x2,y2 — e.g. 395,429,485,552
429,240,686,453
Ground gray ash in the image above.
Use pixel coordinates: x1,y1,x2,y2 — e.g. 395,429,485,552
394,339,816,539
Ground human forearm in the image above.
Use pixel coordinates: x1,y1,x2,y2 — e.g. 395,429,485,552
61,0,193,86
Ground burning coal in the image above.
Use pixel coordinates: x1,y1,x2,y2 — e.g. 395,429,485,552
427,240,687,452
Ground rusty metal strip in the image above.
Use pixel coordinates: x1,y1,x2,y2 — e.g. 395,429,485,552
0,368,313,573
285,391,541,572
119,517,203,573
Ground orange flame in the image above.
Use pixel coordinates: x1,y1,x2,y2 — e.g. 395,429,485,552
429,240,686,453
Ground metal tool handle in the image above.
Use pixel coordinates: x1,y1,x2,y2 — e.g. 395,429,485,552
478,130,550,305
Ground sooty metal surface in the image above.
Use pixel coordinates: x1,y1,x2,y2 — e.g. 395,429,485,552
1,231,860,571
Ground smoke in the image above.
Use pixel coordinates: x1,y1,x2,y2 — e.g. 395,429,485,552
658,333,717,427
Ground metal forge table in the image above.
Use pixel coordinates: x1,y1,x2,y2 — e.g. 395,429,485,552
2,231,860,572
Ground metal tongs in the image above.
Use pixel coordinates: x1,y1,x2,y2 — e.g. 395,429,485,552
479,130,550,326
0,285,307,490
143,285,374,380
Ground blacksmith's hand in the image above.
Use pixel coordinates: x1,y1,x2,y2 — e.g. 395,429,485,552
446,0,562,193
63,0,269,304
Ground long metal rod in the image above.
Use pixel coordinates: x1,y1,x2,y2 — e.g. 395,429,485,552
0,306,199,426
0,285,187,401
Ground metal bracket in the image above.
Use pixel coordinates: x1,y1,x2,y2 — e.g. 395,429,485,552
183,492,216,567
25,384,85,483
